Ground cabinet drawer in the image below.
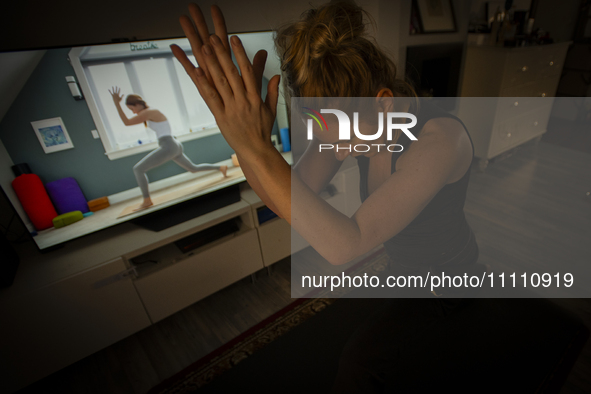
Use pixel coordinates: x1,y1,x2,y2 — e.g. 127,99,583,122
538,48,566,79
502,51,545,87
501,75,561,97
258,218,291,266
134,229,263,323
0,258,150,393
489,105,551,157
494,97,555,123
502,47,565,89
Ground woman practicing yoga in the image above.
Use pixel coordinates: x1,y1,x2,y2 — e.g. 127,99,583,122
171,2,482,391
109,87,227,210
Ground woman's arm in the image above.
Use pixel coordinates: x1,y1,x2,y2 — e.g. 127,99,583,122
237,152,284,218
239,131,345,217
108,86,150,126
293,136,345,194
244,120,470,265
172,4,471,265
240,133,345,218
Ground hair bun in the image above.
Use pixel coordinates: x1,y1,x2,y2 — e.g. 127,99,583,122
306,2,366,59
275,1,417,99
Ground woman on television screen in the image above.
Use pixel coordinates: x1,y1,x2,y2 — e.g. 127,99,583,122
171,2,483,392
109,87,228,210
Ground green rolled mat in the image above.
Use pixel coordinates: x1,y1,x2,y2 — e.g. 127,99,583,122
53,211,84,228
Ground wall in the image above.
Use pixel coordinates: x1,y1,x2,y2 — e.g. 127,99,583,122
0,0,343,52
398,0,471,78
533,0,580,42
469,0,532,24
0,48,234,201
0,51,45,123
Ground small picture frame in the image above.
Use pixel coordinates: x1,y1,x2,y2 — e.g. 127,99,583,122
415,0,457,33
31,117,74,153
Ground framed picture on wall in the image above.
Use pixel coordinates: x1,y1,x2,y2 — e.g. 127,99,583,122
31,117,74,154
416,0,457,33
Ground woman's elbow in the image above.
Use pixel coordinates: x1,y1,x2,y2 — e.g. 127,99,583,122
326,240,372,265
327,257,347,266
325,249,355,266
267,206,283,219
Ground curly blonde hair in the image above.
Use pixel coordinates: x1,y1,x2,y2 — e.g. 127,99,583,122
275,1,416,99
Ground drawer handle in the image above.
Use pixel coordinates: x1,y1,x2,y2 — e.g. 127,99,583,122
507,132,512,137
514,101,519,106
521,66,528,72
534,121,538,126
549,61,554,66
541,93,546,97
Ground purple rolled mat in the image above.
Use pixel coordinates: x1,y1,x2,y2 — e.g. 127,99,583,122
45,177,89,215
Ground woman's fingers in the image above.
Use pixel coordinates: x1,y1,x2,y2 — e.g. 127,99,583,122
265,75,281,118
170,44,201,87
209,34,247,98
191,62,225,116
229,35,259,96
201,42,236,102
179,13,211,81
182,4,232,84
109,87,121,97
188,3,211,46
211,5,230,51
252,50,268,95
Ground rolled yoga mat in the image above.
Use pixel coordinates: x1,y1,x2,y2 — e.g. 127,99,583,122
45,177,89,215
11,173,58,231
53,211,84,228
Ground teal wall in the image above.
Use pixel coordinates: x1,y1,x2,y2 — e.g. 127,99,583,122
0,48,265,201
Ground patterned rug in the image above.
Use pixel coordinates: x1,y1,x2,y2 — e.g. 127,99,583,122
147,248,389,394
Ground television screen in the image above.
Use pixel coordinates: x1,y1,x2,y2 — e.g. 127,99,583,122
0,32,288,250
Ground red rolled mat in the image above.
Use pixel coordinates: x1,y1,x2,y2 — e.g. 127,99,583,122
12,174,58,231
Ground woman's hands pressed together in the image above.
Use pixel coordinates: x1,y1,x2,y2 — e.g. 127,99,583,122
170,4,282,163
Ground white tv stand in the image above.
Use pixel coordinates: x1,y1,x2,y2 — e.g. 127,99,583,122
0,166,297,393
0,152,362,393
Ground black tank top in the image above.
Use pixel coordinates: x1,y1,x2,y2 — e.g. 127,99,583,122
355,101,478,270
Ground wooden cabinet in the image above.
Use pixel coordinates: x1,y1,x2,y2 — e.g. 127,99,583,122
459,42,571,169
0,151,369,393
0,257,151,393
134,228,263,323
0,189,266,392
241,188,301,266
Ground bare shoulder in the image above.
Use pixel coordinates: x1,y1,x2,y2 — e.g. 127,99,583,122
397,116,473,184
421,117,469,146
143,108,167,122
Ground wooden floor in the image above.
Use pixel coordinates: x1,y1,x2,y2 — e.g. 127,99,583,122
17,141,591,393
542,117,591,155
